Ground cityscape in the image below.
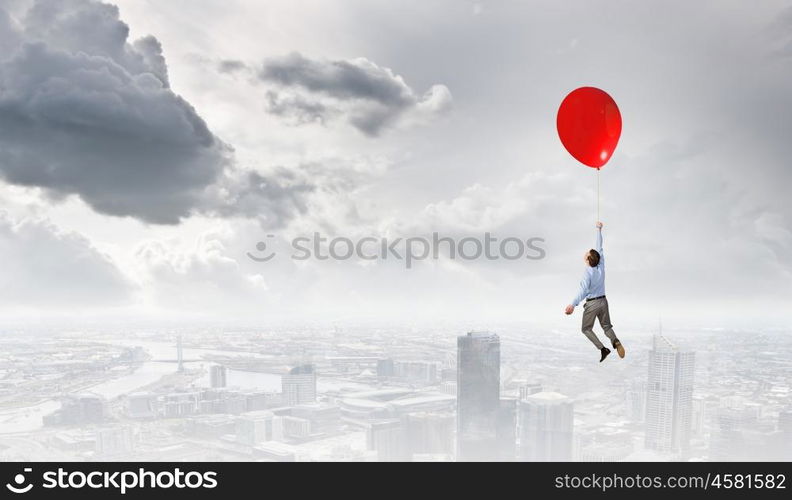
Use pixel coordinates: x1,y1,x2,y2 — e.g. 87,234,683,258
0,322,789,462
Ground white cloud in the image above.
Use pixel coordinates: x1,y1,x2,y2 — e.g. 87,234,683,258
0,213,132,307
134,225,270,311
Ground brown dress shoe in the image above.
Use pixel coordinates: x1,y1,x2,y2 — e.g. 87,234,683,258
613,340,626,359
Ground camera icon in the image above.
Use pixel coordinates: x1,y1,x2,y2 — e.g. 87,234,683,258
5,468,33,494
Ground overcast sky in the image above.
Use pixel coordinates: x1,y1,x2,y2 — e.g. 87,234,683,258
0,0,790,328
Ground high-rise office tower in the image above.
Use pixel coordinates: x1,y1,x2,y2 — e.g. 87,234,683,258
645,334,695,457
282,364,317,407
456,331,500,461
210,364,228,388
518,391,574,461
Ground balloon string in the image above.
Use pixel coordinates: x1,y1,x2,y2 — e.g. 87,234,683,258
597,167,600,223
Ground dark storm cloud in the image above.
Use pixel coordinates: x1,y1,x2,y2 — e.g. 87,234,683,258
264,90,333,126
257,52,452,136
261,52,415,106
203,167,315,228
0,0,309,227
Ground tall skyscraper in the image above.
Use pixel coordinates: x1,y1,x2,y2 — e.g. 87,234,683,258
282,364,317,407
645,334,695,457
210,364,228,388
518,391,574,461
456,331,500,461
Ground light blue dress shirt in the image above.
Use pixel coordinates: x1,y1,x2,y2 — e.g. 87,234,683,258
571,228,605,307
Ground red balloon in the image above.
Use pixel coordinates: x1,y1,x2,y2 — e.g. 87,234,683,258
556,87,622,169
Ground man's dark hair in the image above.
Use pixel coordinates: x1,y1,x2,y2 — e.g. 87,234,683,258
587,249,600,267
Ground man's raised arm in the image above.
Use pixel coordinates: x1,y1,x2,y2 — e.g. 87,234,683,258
596,221,604,261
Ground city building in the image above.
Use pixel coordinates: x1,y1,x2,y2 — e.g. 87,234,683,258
184,414,236,438
291,403,342,436
242,390,282,411
377,358,394,377
519,382,543,400
252,442,296,462
176,335,184,373
456,331,500,461
367,419,409,461
777,410,792,460
210,364,228,388
440,381,457,396
709,400,773,461
339,389,455,423
282,364,317,407
779,410,792,433
282,416,312,440
518,391,574,461
44,394,106,426
162,392,200,418
375,359,439,384
236,411,276,445
645,335,695,457
393,361,439,383
691,396,707,436
405,411,455,458
95,426,135,457
496,397,517,461
625,380,647,422
126,393,156,419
